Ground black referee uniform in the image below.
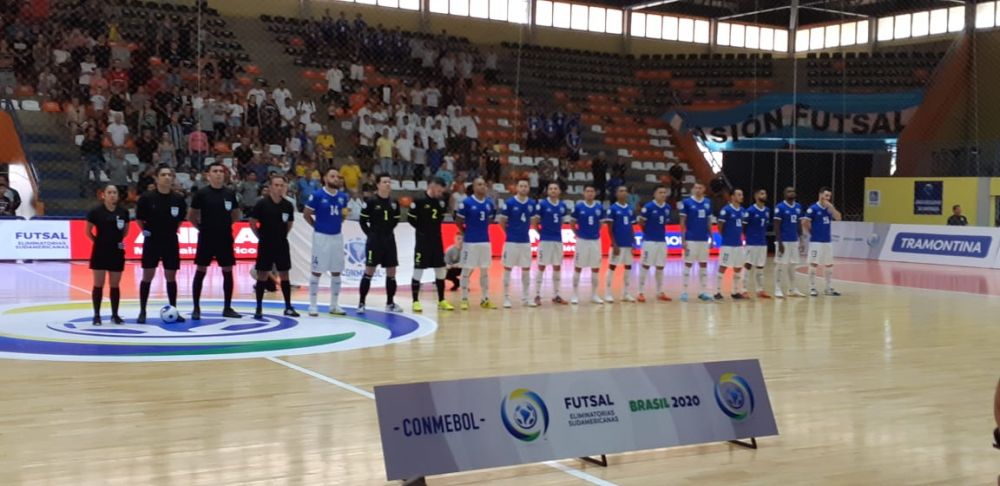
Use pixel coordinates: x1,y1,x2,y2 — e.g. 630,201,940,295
190,185,241,319
408,193,448,304
87,203,130,324
250,195,296,318
135,189,187,322
358,195,400,309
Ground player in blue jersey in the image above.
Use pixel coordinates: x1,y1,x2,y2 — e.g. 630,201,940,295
455,177,497,310
715,189,748,300
534,182,570,305
636,186,672,302
498,178,537,308
803,187,843,297
605,186,636,302
743,189,773,299
570,185,609,304
303,167,351,316
678,181,714,302
773,186,806,298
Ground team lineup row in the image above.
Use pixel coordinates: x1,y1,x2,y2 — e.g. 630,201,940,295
82,162,842,323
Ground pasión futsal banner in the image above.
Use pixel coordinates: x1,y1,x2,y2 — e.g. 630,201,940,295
665,91,923,150
375,359,777,480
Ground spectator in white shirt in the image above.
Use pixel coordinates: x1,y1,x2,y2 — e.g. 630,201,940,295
90,90,107,113
429,120,447,150
439,53,456,79
349,59,365,81
326,65,344,94
395,129,414,180
106,114,129,148
358,114,376,161
458,53,474,85
247,82,266,106
449,109,465,137
297,97,316,125
286,126,303,157
413,136,428,182
410,81,425,115
424,82,442,115
78,55,96,93
272,80,292,111
484,49,498,84
462,111,479,140
446,102,462,120
421,46,437,74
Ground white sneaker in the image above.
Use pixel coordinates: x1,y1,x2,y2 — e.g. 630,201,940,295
308,306,318,317
329,306,346,316
624,294,636,302
604,294,614,304
503,297,512,308
774,290,785,299
790,289,807,297
591,296,604,304
521,298,531,307
570,295,579,305
809,288,819,297
385,303,404,313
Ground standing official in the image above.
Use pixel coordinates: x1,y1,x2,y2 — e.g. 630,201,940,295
188,162,242,320
303,168,351,316
358,174,403,314
135,165,186,323
498,178,537,308
455,177,498,310
249,175,299,319
87,185,130,325
408,177,454,312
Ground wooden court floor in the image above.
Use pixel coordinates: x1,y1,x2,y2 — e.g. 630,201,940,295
1,259,998,485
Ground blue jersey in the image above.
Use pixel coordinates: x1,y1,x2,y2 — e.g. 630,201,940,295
456,196,495,244
639,201,670,242
536,198,569,242
608,202,635,247
501,196,535,244
717,204,747,247
679,196,712,242
745,204,770,246
305,188,350,235
774,201,803,242
804,203,833,243
572,201,606,240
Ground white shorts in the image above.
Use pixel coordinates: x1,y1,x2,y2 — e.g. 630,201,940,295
608,246,634,266
461,242,492,269
640,241,666,268
719,246,744,268
311,232,345,273
574,238,601,269
684,241,709,264
745,246,767,268
537,240,564,266
502,242,532,268
774,241,800,264
808,242,834,266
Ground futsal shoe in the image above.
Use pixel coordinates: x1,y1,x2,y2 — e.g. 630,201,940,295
460,299,470,310
570,295,579,305
679,292,689,302
308,306,319,317
623,294,636,303
253,311,263,320
739,292,751,299
92,316,101,326
480,299,498,309
136,312,146,324
412,301,423,313
111,315,124,325
824,288,842,297
756,291,773,299
222,308,242,319
552,295,568,305
175,314,185,323
284,307,300,317
731,293,745,300
190,309,201,320
385,303,404,313
713,293,725,300
591,296,604,304
604,294,615,304
533,295,542,307
521,298,532,307
774,290,785,299
656,293,672,302
503,297,512,308
437,300,455,311
789,289,807,297
637,293,647,302
329,306,347,316
698,293,714,302
809,288,819,297
356,304,366,314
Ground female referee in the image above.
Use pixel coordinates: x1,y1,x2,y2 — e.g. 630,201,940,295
86,185,130,325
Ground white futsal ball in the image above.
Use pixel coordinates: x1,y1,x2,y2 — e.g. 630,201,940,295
159,305,180,323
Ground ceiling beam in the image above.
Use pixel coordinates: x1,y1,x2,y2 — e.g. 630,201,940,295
626,0,686,12
799,6,869,19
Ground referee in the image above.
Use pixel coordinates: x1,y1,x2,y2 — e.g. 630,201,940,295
86,185,130,325
249,174,299,319
135,165,186,323
188,162,242,320
357,174,402,314
407,177,453,312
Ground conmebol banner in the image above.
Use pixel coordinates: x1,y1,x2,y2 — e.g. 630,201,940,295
665,91,923,150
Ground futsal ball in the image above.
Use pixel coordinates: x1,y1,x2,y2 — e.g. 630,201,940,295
159,305,179,323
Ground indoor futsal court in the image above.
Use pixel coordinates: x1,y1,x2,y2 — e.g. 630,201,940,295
2,257,998,484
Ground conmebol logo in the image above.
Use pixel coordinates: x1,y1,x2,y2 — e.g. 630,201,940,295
890,232,991,258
